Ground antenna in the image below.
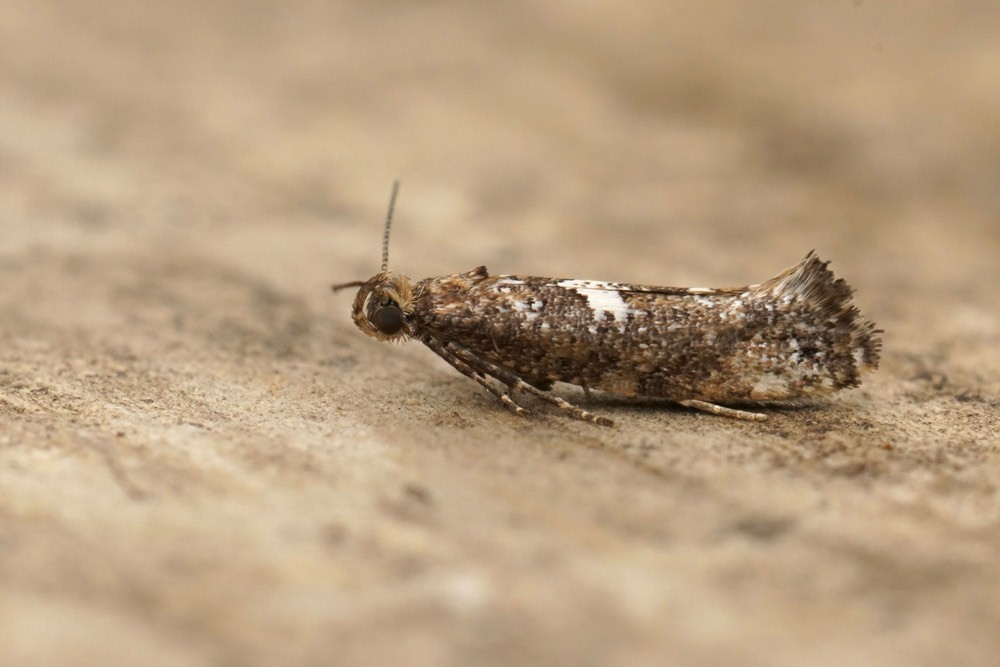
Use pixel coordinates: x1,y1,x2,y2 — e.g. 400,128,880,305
331,180,401,293
381,180,400,272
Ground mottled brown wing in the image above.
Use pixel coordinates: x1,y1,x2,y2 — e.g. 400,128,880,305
413,252,879,403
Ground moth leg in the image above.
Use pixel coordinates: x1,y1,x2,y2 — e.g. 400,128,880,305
435,344,531,417
678,399,768,422
448,345,614,427
422,337,531,417
521,382,615,427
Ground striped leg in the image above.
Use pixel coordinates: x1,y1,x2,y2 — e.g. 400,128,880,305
446,343,614,427
421,336,530,417
678,399,768,422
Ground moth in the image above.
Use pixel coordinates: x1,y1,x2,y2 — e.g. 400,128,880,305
333,182,882,426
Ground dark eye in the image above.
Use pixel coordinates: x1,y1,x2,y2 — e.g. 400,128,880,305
373,304,405,335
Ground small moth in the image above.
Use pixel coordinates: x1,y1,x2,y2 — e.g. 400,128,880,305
333,182,882,426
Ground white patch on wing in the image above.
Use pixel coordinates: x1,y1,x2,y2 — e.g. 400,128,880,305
557,279,630,328
493,278,525,295
510,293,544,322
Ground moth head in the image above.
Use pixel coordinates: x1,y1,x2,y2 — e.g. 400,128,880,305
332,181,415,342
337,271,415,342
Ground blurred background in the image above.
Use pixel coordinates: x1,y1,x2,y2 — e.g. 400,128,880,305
1,2,998,666
4,2,997,280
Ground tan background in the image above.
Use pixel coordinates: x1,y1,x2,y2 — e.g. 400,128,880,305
2,2,999,666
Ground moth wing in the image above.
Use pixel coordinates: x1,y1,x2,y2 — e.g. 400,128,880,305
549,278,747,297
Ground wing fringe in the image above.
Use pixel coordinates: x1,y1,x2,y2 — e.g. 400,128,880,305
756,251,882,374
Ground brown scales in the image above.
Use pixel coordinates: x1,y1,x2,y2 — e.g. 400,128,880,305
333,184,882,425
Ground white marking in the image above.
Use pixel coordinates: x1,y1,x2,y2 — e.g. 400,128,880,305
687,287,714,294
556,279,622,290
511,296,543,322
557,279,630,328
493,278,524,295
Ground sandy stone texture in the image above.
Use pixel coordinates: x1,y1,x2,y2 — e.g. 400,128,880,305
1,2,998,666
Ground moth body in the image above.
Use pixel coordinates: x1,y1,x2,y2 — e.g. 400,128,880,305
333,184,882,425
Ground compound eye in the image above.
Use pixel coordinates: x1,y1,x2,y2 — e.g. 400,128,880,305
373,304,405,335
